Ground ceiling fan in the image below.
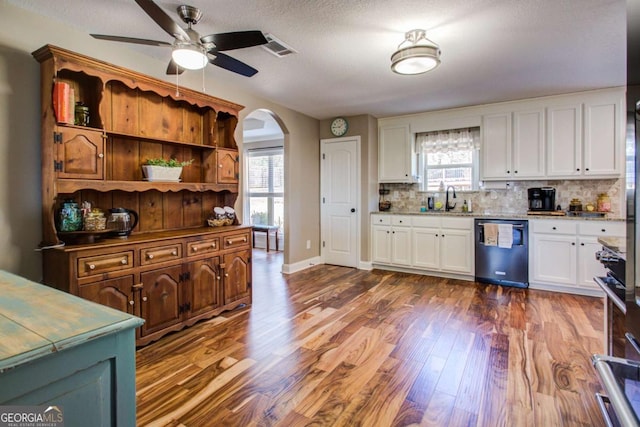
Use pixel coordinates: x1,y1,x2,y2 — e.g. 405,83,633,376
91,0,268,77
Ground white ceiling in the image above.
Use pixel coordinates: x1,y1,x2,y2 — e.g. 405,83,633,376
7,0,626,120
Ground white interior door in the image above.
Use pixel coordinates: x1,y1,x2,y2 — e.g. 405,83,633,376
321,137,359,267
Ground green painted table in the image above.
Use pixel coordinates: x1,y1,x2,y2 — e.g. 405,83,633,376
0,270,143,426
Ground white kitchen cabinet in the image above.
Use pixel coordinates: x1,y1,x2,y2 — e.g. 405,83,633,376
529,219,625,295
481,109,545,180
411,216,474,275
371,214,473,278
371,214,411,266
547,91,623,179
531,232,578,286
378,124,419,183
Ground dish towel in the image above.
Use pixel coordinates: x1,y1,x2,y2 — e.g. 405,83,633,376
484,223,498,246
498,224,513,248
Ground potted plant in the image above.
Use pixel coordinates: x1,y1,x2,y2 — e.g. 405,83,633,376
142,158,193,182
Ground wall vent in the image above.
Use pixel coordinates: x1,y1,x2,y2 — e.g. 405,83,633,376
261,33,297,58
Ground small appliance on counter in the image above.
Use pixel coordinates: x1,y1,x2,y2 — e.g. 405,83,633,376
527,187,556,212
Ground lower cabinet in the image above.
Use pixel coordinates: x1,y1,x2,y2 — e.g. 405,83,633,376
371,215,412,266
371,214,474,278
529,219,624,295
42,226,253,346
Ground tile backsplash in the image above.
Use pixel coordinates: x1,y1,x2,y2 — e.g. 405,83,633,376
380,178,624,218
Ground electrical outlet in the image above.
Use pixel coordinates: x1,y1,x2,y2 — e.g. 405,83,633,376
306,240,311,249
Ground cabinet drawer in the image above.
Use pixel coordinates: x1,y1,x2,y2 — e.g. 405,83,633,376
412,216,440,228
187,238,220,256
391,215,412,226
578,221,625,237
223,232,250,249
441,217,473,230
77,251,134,277
371,215,391,225
531,220,577,234
140,243,182,265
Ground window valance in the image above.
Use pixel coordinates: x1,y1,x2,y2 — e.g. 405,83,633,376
416,127,480,154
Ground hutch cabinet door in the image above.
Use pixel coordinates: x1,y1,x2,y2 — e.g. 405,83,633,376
216,148,239,184
55,127,104,179
78,275,136,314
139,265,183,336
222,249,251,305
185,257,222,318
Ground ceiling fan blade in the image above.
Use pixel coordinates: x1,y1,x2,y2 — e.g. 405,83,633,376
166,59,185,75
91,34,172,47
201,31,268,51
134,0,190,41
209,51,258,77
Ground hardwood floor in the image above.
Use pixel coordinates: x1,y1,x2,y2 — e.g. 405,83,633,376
136,250,606,426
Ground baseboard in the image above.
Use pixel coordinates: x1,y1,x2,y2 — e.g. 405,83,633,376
282,256,323,274
359,261,373,270
528,282,604,297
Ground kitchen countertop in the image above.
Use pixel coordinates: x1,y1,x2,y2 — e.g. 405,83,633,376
373,210,625,222
598,236,627,258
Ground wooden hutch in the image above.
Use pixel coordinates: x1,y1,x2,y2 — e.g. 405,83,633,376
33,45,252,346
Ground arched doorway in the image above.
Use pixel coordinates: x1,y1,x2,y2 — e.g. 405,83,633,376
241,109,287,265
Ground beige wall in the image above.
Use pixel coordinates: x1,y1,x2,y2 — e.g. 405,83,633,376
0,2,320,279
319,114,378,262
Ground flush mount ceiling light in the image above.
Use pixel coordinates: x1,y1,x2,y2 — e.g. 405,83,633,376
171,43,208,70
391,29,441,75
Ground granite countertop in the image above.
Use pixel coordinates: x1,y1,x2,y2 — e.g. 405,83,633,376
373,210,625,222
598,236,627,258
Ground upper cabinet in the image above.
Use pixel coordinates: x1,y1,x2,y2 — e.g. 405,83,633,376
481,109,545,180
547,91,623,179
378,124,420,183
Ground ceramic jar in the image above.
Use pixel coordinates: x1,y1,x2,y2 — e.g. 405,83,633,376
58,199,83,232
597,193,611,212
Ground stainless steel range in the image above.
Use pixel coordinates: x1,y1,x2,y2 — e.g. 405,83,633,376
595,243,626,358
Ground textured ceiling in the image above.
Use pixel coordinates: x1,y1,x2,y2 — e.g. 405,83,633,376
7,0,626,120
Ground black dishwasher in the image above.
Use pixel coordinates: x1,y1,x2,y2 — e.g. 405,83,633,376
474,218,528,288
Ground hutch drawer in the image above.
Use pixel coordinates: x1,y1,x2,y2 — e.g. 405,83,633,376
77,251,134,277
140,243,182,266
223,232,250,250
186,237,220,256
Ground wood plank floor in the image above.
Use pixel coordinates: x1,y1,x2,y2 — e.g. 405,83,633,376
136,250,607,426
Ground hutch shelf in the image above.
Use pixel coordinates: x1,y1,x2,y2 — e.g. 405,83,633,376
33,45,251,346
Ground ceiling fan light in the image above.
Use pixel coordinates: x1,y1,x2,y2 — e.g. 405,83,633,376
172,44,208,70
391,29,441,75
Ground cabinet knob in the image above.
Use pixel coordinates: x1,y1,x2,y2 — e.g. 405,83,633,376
514,170,518,174
147,254,154,259
211,244,216,248
219,164,223,168
172,250,178,256
225,273,229,277
576,168,580,171
442,234,445,238
192,247,198,252
601,229,606,233
435,234,438,237
143,296,148,302
586,168,590,171
129,300,134,306
227,240,233,244
89,264,96,270
580,243,585,246
121,259,127,265
507,170,510,174
571,242,576,246
98,153,104,158
243,237,247,242
217,276,221,280
552,227,556,230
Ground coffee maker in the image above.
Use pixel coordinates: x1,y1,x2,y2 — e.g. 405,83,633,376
528,187,556,211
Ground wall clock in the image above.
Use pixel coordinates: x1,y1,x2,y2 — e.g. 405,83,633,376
330,117,348,137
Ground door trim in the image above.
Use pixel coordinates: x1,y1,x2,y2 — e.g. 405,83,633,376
320,136,361,268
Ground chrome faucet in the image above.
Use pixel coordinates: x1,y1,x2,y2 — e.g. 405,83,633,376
445,186,457,211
